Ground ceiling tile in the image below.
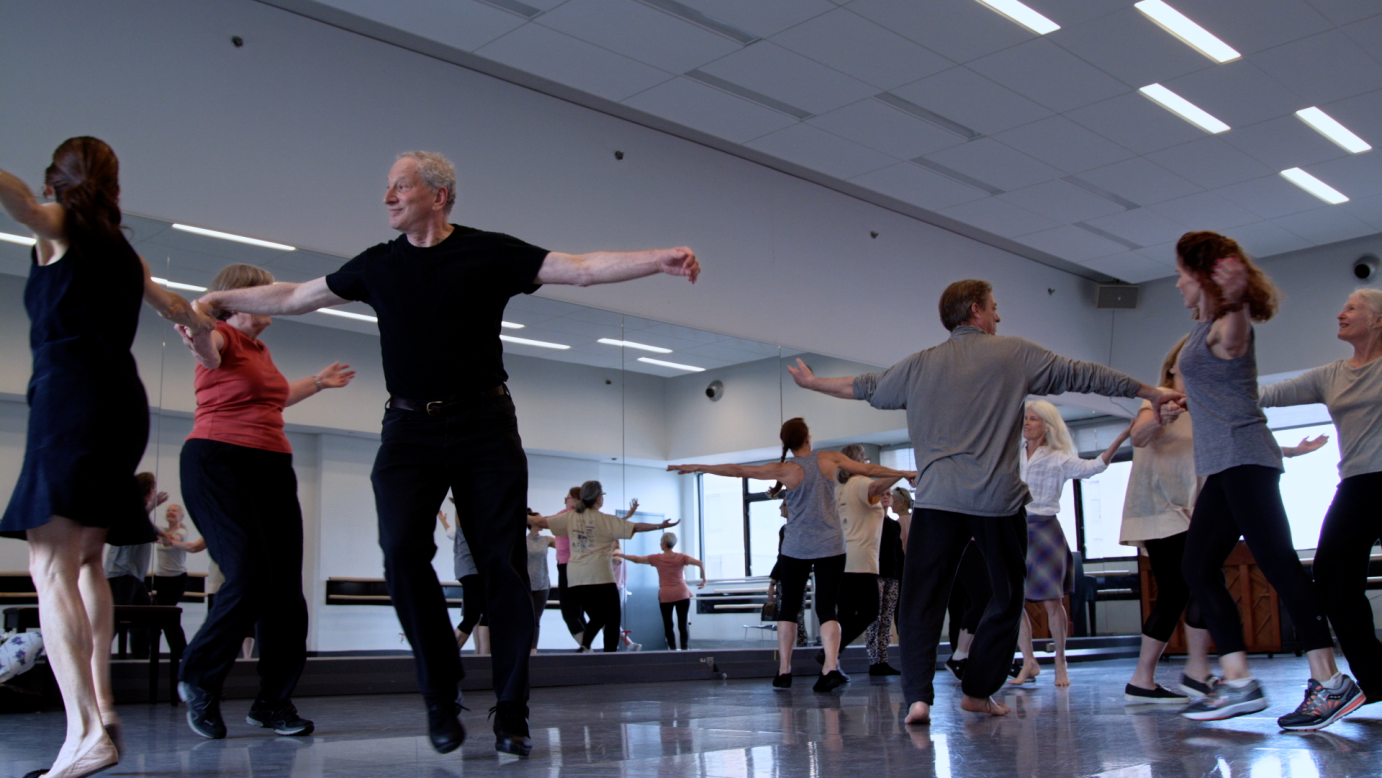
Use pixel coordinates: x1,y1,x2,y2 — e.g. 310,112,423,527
1304,0,1382,25
1308,150,1382,199
938,197,1061,238
1340,194,1382,232
1083,208,1188,248
1251,30,1382,105
967,38,1129,113
1171,0,1333,56
1134,242,1178,267
746,123,898,179
849,162,990,211
1023,0,1129,27
318,0,524,52
1080,253,1175,283
1274,208,1380,244
1049,7,1213,88
807,99,967,159
1148,193,1261,233
770,8,953,91
1342,15,1382,67
536,0,742,73
890,67,1052,136
1075,157,1203,206
1221,115,1351,170
922,138,1061,192
846,0,1036,63
621,77,798,143
475,24,672,102
697,41,878,116
1019,225,1128,262
1321,89,1382,149
998,180,1127,222
672,0,837,38
1067,91,1208,155
1216,174,1330,219
1146,138,1274,190
1221,221,1314,257
1162,60,1304,129
993,115,1135,174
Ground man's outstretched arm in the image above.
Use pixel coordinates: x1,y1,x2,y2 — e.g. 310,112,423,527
197,276,348,318
787,358,857,399
535,247,699,287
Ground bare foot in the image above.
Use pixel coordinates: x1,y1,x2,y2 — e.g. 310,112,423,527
1054,661,1070,687
960,695,1011,716
905,701,931,725
1008,660,1040,685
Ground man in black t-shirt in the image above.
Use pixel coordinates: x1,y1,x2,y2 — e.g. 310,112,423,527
199,151,699,757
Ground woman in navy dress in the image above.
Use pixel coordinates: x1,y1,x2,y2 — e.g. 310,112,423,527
0,137,214,778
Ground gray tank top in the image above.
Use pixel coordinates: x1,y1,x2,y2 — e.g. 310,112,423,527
780,451,846,559
1179,320,1282,477
526,535,551,591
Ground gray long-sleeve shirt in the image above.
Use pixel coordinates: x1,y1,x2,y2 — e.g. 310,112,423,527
1260,357,1382,479
853,326,1142,517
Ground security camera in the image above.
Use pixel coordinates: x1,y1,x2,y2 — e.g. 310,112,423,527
705,380,724,402
1354,255,1379,282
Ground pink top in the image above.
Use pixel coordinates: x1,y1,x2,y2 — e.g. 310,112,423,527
555,535,571,565
188,323,291,454
647,552,693,603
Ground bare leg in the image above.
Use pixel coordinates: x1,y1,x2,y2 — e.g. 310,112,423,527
456,629,471,650
475,625,491,656
1128,636,1169,691
777,621,796,675
952,629,975,661
75,527,116,726
1306,647,1341,683
819,620,841,674
570,630,583,649
1183,626,1212,683
1009,610,1040,684
959,695,1011,716
241,637,254,660
27,516,118,778
1219,651,1250,681
1043,599,1069,687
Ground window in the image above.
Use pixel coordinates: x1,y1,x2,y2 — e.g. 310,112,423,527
699,473,745,579
1075,460,1132,560
1273,422,1339,551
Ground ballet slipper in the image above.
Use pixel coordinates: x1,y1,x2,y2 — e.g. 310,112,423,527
904,701,931,725
29,734,119,778
960,695,1011,716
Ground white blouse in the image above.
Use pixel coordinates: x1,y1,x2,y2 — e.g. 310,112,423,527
1019,444,1108,517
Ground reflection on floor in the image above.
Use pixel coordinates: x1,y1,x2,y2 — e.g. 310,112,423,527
4,656,1377,777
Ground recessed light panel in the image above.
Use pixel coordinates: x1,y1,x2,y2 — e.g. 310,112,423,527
1139,84,1230,133
1134,0,1240,63
172,223,295,251
975,0,1060,35
597,338,673,354
318,308,378,323
1280,168,1348,205
501,334,570,350
1295,108,1372,154
0,232,37,246
637,357,705,372
151,277,207,292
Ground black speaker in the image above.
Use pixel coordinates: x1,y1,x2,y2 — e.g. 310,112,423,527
1096,285,1138,309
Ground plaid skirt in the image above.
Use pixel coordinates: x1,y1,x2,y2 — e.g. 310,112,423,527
1025,514,1074,602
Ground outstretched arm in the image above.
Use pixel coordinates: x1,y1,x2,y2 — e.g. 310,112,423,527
667,461,804,489
632,518,679,533
820,451,916,488
535,247,699,287
197,276,348,318
787,359,858,399
0,168,63,243
286,362,356,406
1282,435,1329,458
1128,406,1164,448
1099,425,1132,465
613,552,650,565
143,258,217,332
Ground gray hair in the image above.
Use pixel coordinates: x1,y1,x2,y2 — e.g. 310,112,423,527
1353,288,1382,322
397,151,457,213
661,532,677,549
838,443,867,484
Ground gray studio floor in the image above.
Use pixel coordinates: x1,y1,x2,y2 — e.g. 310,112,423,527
4,656,1378,778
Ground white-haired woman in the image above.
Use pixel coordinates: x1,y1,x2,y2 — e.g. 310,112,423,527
1259,287,1382,716
1011,400,1129,686
615,532,705,650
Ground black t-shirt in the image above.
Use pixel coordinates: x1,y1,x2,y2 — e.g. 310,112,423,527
325,225,549,399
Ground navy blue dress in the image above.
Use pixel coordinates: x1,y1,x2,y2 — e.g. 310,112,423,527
0,235,155,545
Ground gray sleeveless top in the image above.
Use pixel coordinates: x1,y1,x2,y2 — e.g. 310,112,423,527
780,451,846,559
526,535,551,591
1179,320,1282,477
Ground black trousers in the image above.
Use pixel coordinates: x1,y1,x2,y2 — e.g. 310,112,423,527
372,397,532,706
899,509,1027,706
573,583,621,652
1183,465,1332,656
152,573,189,657
179,439,307,704
660,598,690,650
457,574,488,633
556,563,587,637
109,574,153,657
838,572,880,648
1314,472,1382,701
1140,532,1204,642
948,540,992,650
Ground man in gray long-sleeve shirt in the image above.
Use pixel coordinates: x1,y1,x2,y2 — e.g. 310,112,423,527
789,279,1180,724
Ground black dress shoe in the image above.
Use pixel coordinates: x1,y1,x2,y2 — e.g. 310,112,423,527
772,673,793,689
247,699,315,736
179,681,226,739
427,701,466,754
490,702,532,757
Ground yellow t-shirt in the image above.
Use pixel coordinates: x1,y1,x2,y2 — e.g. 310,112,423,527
838,475,883,575
547,509,636,587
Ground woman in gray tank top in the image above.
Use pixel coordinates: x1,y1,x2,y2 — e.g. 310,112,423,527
669,418,915,693
1168,231,1359,730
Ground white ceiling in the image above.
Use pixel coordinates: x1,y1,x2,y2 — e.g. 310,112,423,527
278,0,1382,284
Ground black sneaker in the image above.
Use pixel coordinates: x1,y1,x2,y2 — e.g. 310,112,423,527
945,657,967,680
772,673,792,690
178,681,226,739
1277,676,1366,731
869,663,902,676
1124,683,1190,705
1179,673,1218,700
490,702,532,757
426,700,466,754
813,670,848,693
247,699,315,736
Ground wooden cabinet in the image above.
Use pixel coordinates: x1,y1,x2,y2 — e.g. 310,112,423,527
1138,541,1281,655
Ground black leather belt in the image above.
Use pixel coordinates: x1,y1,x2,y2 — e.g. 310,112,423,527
387,385,508,416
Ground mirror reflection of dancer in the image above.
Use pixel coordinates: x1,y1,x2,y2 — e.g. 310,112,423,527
196,151,698,757
864,488,908,676
175,263,355,740
1168,231,1361,728
668,419,916,692
524,511,556,655
553,488,588,649
1010,400,1129,687
0,137,216,778
615,532,706,650
1259,288,1382,721
789,279,1181,724
834,445,910,669
767,501,809,648
439,505,488,656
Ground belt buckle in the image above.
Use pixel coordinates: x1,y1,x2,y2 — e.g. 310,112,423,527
425,400,443,416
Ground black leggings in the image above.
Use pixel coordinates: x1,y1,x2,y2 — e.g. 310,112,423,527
1313,472,1382,701
837,572,880,648
1141,531,1204,642
530,588,548,649
774,554,846,625
457,574,488,633
949,539,992,651
556,563,587,637
660,598,690,650
574,582,621,652
1183,465,1332,656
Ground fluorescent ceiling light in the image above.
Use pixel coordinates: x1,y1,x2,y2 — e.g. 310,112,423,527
501,321,524,329
638,357,704,372
974,0,1060,35
151,277,208,292
501,334,570,350
172,223,296,251
0,232,37,246
1139,84,1230,133
1280,168,1349,205
318,307,378,323
597,337,673,354
1295,107,1372,154
1134,0,1240,63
